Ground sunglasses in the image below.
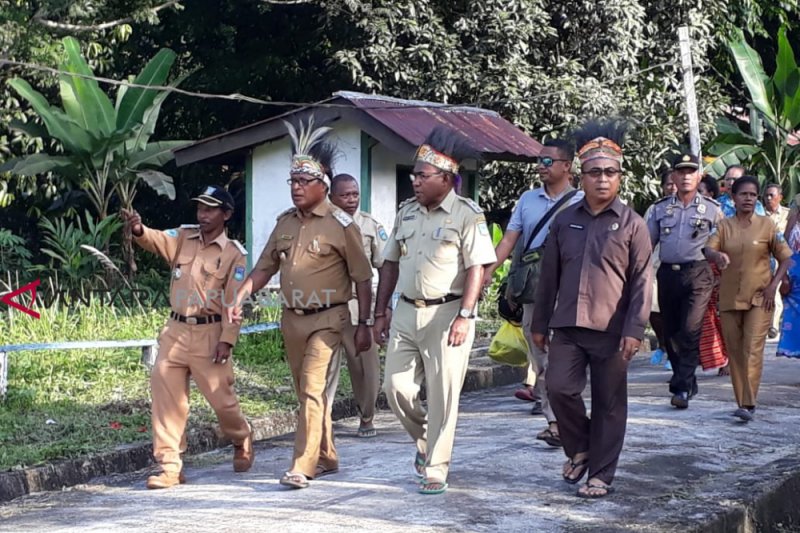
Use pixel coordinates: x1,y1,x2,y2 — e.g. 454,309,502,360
538,157,570,168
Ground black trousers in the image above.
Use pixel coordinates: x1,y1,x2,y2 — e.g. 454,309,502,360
657,261,713,396
547,327,628,485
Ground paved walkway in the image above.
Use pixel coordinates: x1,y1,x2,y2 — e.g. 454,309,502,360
2,345,800,532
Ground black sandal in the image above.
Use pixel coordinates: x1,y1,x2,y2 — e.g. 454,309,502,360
563,458,589,485
577,481,615,498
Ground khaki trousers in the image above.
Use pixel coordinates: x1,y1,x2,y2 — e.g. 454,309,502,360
282,304,349,478
151,319,250,473
522,303,556,423
384,299,473,482
720,306,772,408
323,299,381,425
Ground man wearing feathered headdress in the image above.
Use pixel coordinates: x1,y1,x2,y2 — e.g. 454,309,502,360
230,118,373,489
531,119,652,499
373,126,497,495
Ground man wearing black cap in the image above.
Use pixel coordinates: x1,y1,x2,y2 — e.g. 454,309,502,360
646,154,723,408
121,185,254,489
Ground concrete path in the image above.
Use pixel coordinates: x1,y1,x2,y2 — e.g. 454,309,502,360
2,345,800,532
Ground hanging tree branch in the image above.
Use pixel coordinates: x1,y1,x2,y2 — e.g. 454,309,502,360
32,0,182,33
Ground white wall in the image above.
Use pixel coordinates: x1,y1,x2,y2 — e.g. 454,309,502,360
370,143,403,231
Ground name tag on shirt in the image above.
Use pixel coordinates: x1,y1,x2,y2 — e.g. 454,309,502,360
569,224,584,230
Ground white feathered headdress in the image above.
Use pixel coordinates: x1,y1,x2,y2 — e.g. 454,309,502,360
284,117,335,187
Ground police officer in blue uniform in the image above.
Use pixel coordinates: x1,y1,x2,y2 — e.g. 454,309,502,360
647,153,722,409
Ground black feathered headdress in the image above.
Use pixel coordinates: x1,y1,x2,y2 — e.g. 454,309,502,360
572,119,628,164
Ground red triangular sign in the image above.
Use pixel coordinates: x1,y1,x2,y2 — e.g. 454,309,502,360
0,279,41,319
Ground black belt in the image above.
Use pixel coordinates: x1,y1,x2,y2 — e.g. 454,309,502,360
661,260,708,272
170,312,222,325
287,302,346,316
401,293,461,308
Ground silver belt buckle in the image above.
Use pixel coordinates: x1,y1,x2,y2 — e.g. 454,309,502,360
414,299,426,308
185,316,198,325
671,264,681,271
293,309,305,316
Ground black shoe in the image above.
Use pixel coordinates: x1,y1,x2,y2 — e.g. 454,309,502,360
671,392,689,409
530,401,544,416
733,407,753,421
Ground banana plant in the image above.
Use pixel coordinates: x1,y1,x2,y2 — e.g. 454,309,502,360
2,37,191,274
706,27,800,198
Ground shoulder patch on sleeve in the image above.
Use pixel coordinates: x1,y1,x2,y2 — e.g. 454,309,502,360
164,228,180,238
230,239,248,256
276,207,297,220
332,208,353,227
457,196,484,214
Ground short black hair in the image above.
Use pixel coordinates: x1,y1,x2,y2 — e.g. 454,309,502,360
765,183,782,194
731,175,760,195
700,174,720,199
544,139,575,161
724,164,747,177
330,173,358,194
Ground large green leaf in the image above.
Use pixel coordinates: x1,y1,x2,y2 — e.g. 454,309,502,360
59,37,116,137
135,169,176,199
116,48,177,133
774,27,800,130
706,141,763,178
8,118,48,139
3,154,77,176
729,28,777,125
129,71,191,151
127,141,189,168
8,78,96,155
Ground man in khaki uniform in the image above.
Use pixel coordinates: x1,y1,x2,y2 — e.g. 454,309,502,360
764,183,790,338
374,127,497,495
121,186,254,489
231,119,373,489
327,173,388,438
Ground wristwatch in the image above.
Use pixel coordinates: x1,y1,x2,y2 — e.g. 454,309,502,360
458,308,475,319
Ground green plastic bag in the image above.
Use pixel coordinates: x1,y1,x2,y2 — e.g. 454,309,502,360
488,320,529,367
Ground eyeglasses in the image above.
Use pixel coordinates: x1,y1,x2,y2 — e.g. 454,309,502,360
287,177,322,187
581,168,622,178
409,171,444,182
538,157,570,168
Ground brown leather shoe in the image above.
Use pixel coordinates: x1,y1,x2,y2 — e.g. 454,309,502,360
233,429,255,473
146,470,186,490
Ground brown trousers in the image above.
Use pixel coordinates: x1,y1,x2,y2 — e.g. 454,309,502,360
281,304,349,478
151,319,251,473
720,306,772,408
547,327,628,485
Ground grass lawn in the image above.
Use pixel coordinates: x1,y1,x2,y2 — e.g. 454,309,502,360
0,302,353,471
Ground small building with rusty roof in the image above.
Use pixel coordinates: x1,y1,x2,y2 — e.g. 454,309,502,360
173,91,542,269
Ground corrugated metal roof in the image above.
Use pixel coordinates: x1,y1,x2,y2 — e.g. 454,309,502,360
335,91,542,162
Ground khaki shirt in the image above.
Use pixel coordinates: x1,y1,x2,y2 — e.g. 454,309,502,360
532,197,652,339
354,210,389,270
134,225,247,346
253,200,373,309
767,205,790,234
707,215,792,311
384,189,497,300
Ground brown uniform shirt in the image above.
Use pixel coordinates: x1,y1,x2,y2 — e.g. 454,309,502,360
532,197,653,340
383,189,497,300
707,215,792,311
134,224,248,346
253,200,373,309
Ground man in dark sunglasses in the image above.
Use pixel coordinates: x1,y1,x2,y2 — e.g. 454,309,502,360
483,139,583,446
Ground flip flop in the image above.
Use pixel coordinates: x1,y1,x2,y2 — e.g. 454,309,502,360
543,431,563,448
413,451,426,479
315,465,339,478
357,425,377,438
419,478,448,495
279,471,309,489
577,482,615,499
563,458,589,485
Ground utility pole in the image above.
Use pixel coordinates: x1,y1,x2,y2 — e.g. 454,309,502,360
679,26,702,160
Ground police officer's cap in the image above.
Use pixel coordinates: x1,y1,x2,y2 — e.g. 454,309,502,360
192,186,234,211
672,152,700,171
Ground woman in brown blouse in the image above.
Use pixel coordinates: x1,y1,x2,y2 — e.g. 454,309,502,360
706,176,792,422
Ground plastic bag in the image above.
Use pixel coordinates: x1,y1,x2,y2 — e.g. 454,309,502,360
488,320,529,367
